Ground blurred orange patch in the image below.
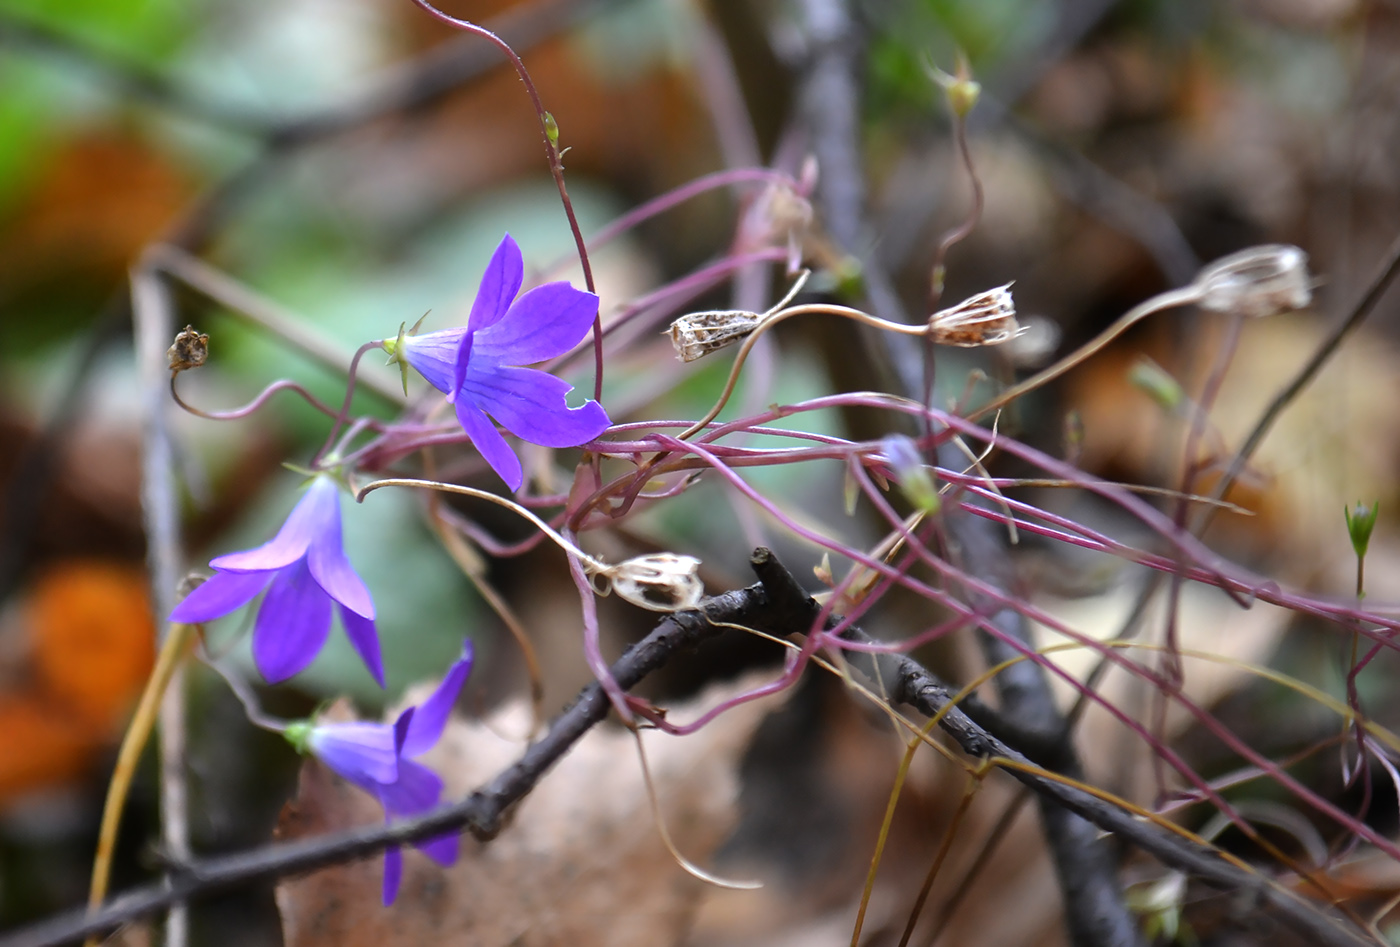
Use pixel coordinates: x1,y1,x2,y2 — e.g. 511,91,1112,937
0,561,155,804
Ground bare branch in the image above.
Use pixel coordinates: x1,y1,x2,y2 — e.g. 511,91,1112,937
4,550,1372,947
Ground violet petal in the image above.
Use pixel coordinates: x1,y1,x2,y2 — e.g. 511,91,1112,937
251,558,333,683
401,641,473,757
339,604,386,688
449,324,474,405
393,706,415,753
401,327,467,395
212,476,338,572
460,363,610,448
453,396,523,491
391,761,457,864
467,233,524,334
471,282,599,365
378,757,443,819
381,846,403,906
307,509,374,619
417,830,459,868
169,569,271,624
308,721,399,787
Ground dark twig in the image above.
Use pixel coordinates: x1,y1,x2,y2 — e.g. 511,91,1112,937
746,553,1374,947
2,578,770,947
945,224,1400,939
787,0,1140,941
3,550,1373,947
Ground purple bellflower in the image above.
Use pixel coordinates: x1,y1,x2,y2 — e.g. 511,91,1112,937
169,473,384,687
284,642,473,904
384,233,610,491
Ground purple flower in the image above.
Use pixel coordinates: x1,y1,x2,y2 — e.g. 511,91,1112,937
287,643,473,904
387,233,610,491
169,474,384,687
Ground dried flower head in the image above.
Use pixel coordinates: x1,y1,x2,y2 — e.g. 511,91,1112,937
669,309,762,363
598,553,704,612
1195,244,1311,318
167,325,209,376
929,283,1022,346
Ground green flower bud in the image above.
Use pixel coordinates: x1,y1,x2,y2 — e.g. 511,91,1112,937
1129,357,1184,413
881,434,940,515
1345,501,1379,560
927,54,980,119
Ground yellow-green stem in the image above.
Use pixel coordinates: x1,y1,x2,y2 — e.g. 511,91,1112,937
85,621,197,945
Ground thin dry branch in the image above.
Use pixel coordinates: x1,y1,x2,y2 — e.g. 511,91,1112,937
3,550,1372,947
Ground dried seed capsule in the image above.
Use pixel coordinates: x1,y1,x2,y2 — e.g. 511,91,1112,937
602,553,704,612
929,283,1022,346
668,309,762,362
1195,244,1311,318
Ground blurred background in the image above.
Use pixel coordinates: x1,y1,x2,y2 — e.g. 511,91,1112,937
3,0,1400,944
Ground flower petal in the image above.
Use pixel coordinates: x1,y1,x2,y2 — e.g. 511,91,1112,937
449,324,473,404
471,282,599,365
392,761,459,865
212,476,339,572
308,721,399,787
454,396,523,491
252,559,333,683
381,846,403,906
401,641,473,758
379,757,443,819
401,327,467,395
308,507,374,620
468,234,524,334
460,363,610,448
393,706,415,752
417,829,459,868
169,570,271,623
339,605,386,688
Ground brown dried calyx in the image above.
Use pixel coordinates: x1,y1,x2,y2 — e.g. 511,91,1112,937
167,325,209,376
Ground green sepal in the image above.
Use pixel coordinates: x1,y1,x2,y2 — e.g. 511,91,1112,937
284,720,314,755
